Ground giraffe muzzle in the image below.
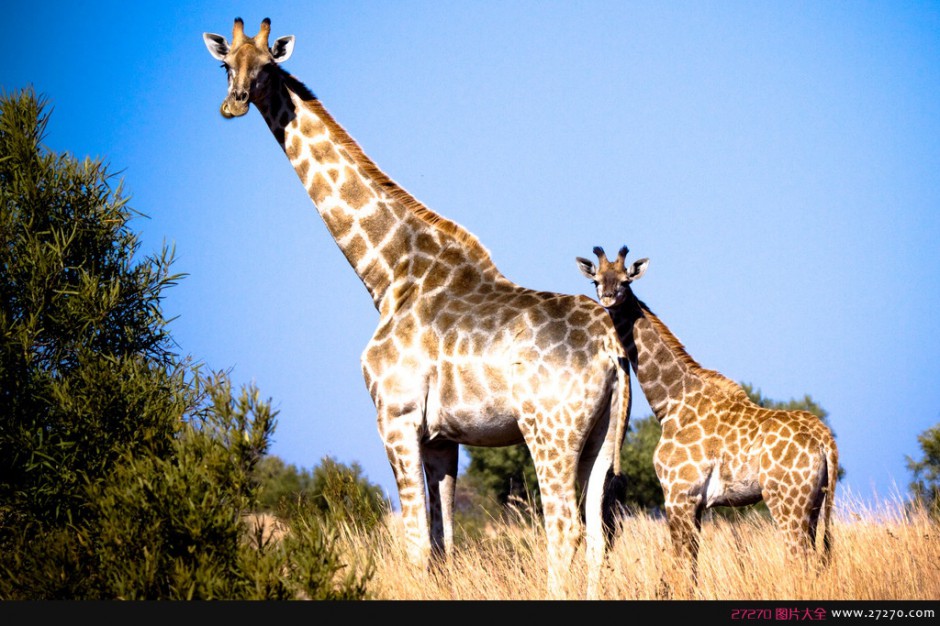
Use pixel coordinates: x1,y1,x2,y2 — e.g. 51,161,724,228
221,88,251,118
220,99,250,118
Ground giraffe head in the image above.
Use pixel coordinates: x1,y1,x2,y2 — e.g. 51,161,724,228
203,18,295,118
576,245,649,308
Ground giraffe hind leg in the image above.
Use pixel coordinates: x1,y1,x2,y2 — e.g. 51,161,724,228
423,439,459,561
765,485,816,571
577,408,619,600
531,440,581,599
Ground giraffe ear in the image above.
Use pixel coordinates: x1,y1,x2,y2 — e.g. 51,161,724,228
627,258,649,282
203,33,230,61
576,257,596,280
271,36,295,63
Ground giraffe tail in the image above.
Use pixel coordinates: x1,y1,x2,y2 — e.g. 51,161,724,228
820,441,839,566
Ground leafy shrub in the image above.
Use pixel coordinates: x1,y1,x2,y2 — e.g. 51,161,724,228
0,89,372,599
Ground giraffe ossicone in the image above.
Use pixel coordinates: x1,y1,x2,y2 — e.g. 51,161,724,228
203,17,632,599
577,245,838,581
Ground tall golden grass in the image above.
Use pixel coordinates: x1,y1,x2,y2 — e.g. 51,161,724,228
329,491,939,601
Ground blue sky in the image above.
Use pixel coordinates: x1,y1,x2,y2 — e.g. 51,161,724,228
3,1,938,512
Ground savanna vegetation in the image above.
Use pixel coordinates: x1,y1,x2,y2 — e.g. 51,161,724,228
0,89,375,600
340,494,940,601
2,89,938,601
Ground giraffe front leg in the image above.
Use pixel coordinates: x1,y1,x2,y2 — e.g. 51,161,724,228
423,439,459,561
378,406,432,570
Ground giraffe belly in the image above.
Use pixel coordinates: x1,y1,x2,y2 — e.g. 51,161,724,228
426,404,524,446
425,384,524,446
703,464,762,508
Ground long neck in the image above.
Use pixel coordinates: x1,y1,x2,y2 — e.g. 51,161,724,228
608,293,743,422
253,67,500,310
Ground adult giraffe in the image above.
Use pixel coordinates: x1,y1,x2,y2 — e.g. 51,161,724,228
203,18,630,598
577,245,838,581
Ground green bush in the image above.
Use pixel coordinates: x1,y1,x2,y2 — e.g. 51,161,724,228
258,454,390,535
0,87,184,538
0,88,373,599
464,443,540,508
82,376,374,600
907,423,940,518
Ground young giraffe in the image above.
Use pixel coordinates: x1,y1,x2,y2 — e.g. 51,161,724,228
576,245,838,579
203,18,630,598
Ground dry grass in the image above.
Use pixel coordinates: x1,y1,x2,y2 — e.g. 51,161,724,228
328,492,940,601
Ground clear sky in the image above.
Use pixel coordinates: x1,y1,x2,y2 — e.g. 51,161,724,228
3,1,938,513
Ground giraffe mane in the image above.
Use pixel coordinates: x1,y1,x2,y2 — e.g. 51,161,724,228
637,300,751,402
280,71,498,269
